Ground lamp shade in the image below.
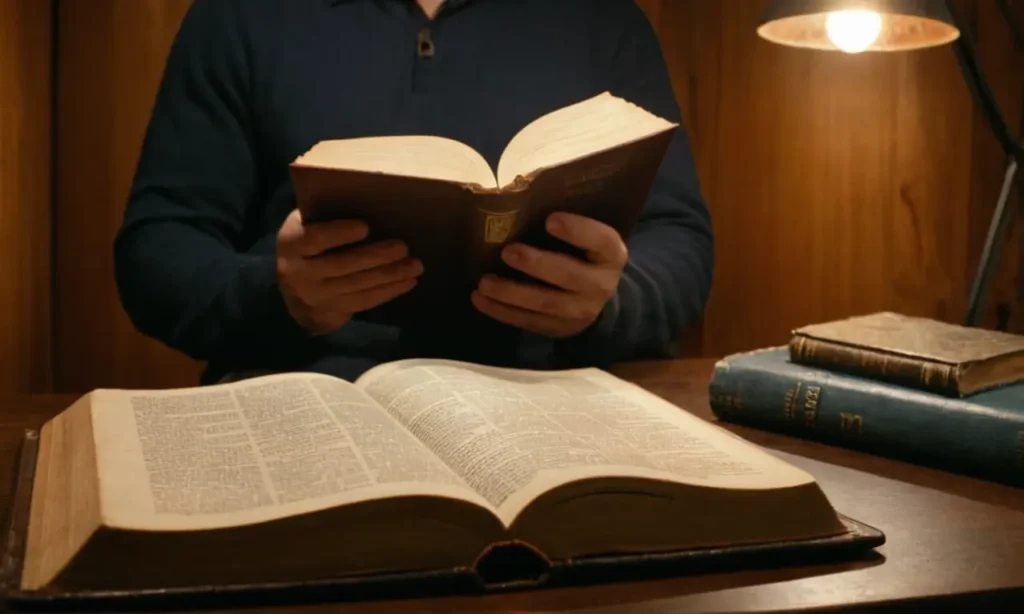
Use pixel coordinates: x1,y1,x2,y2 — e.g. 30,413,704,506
757,0,960,52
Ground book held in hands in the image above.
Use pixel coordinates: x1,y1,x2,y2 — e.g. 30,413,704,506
14,359,879,599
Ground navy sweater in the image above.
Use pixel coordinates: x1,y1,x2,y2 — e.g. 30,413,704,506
114,0,714,383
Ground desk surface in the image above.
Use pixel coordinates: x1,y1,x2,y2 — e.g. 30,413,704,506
2,359,1023,613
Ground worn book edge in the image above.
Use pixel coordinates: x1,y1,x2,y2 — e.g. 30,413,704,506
788,334,965,396
788,333,1024,397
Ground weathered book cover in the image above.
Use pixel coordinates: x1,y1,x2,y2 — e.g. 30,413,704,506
710,347,1024,487
789,311,1024,397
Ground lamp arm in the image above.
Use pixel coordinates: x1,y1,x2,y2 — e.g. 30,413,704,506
996,0,1024,50
943,0,1024,163
956,0,1024,327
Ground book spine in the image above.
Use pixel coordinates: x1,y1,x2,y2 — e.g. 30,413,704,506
789,335,961,396
709,355,1024,487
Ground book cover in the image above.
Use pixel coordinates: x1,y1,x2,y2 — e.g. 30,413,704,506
710,346,1024,487
789,311,1024,397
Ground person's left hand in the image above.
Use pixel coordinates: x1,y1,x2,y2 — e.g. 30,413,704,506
471,212,627,338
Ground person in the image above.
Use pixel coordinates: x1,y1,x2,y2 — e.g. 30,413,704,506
114,0,714,384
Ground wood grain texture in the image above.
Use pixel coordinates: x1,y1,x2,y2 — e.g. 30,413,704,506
693,0,977,356
643,0,723,357
54,0,203,392
2,360,1023,612
640,0,1021,355
0,0,52,393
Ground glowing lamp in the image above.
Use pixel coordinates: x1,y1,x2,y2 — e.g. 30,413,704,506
757,0,960,53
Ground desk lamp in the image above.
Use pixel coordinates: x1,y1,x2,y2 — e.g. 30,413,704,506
757,0,1024,328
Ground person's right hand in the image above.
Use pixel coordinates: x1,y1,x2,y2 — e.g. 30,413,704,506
276,209,422,335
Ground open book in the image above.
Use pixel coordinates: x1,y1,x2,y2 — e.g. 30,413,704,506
292,91,676,191
22,359,853,593
288,92,678,323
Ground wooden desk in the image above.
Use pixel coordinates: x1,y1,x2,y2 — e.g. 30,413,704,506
2,359,1023,613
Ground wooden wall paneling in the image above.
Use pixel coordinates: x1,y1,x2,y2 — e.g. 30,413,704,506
55,0,202,392
644,0,724,356
966,0,1024,332
884,22,975,321
699,0,976,356
0,0,53,393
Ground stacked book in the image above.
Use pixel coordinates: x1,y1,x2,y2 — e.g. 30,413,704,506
709,311,1024,487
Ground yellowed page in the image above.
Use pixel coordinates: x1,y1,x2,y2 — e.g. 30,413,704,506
294,135,497,188
496,91,676,187
91,373,491,531
356,359,817,526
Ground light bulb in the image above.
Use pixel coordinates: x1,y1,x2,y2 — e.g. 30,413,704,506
825,10,883,53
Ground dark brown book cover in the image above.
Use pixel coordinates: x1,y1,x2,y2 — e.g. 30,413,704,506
789,311,1024,397
289,123,676,327
0,429,885,612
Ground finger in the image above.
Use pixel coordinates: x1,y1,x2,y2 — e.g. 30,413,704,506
307,258,423,307
339,278,419,313
478,274,594,321
279,210,370,257
501,243,617,295
307,239,410,279
471,291,577,338
545,212,628,266
300,219,371,256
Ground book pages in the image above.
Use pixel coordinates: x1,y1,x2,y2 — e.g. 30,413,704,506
294,135,497,188
357,359,816,525
496,91,676,187
91,373,487,530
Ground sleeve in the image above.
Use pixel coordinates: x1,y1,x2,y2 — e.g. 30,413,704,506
552,1,715,366
113,0,312,370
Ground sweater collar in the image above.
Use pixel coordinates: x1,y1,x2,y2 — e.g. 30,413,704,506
325,0,471,6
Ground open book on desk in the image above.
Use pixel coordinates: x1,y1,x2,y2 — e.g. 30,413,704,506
6,359,883,608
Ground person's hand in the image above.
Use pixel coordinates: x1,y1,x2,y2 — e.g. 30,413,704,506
277,209,422,335
471,212,626,338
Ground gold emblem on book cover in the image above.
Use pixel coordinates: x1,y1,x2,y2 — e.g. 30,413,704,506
483,210,518,244
839,412,863,434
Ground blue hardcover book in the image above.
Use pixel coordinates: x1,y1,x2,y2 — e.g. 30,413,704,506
709,347,1024,487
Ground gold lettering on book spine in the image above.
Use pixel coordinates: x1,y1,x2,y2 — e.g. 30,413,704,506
839,412,863,434
803,386,820,427
724,395,742,410
784,383,801,419
481,209,518,244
